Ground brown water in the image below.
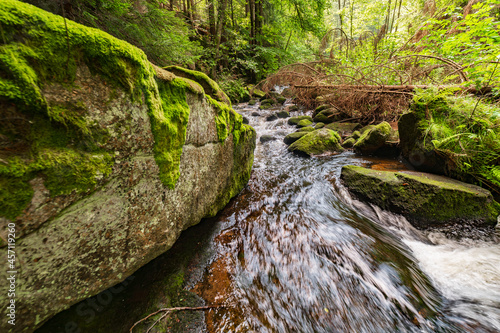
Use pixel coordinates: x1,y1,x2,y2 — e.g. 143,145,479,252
38,102,500,333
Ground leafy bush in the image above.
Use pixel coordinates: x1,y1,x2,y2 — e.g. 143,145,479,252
217,75,250,104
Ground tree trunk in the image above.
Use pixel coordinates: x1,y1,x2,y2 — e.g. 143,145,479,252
208,0,216,39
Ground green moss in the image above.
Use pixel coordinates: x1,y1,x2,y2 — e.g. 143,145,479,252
297,119,313,128
353,121,392,155
341,165,500,226
284,131,308,145
151,77,192,189
406,89,500,191
205,124,256,217
288,128,343,157
164,65,230,106
287,115,312,125
0,174,34,220
298,126,315,132
206,95,243,143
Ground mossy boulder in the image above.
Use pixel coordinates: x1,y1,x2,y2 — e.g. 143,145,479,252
314,104,331,116
276,110,290,118
313,108,342,124
283,131,308,145
351,130,361,139
315,122,325,129
261,98,275,105
353,122,395,156
164,65,231,106
276,96,287,104
260,103,273,110
0,2,256,332
288,129,344,157
288,115,313,125
299,126,315,132
297,119,313,128
247,85,266,99
325,122,362,133
399,111,446,174
248,99,258,105
287,105,299,112
260,135,276,143
342,137,356,148
341,165,500,227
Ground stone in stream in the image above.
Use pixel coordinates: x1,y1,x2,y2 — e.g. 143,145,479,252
251,112,260,116
342,137,356,148
243,116,250,124
340,165,500,228
325,122,362,133
283,131,308,145
353,121,397,156
276,96,287,104
313,104,331,116
260,103,272,110
288,115,313,125
298,126,315,132
266,114,278,121
287,105,299,112
276,110,290,118
297,119,313,128
288,129,344,156
260,135,277,143
248,99,258,105
313,108,343,124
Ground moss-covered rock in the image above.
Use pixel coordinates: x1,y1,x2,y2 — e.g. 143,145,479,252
325,122,362,132
297,119,313,128
288,129,344,157
283,131,308,145
353,121,394,156
341,165,500,227
259,103,273,110
164,65,231,106
298,126,315,132
260,135,276,143
342,137,356,148
276,110,290,118
0,2,256,332
287,105,299,112
351,130,361,139
288,115,313,125
313,108,342,123
313,104,331,116
315,122,325,129
248,99,257,105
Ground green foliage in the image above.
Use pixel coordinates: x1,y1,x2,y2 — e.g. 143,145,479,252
413,88,500,192
23,0,202,66
218,74,250,104
416,0,500,89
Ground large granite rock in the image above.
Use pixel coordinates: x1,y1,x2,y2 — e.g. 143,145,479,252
341,165,500,227
0,1,256,332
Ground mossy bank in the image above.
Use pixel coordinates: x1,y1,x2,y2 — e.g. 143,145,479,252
0,1,256,332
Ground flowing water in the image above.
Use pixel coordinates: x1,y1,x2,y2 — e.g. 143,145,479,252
38,101,500,333
192,102,500,333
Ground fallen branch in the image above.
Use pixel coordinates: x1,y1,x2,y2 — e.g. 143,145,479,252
129,305,225,333
293,84,492,94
